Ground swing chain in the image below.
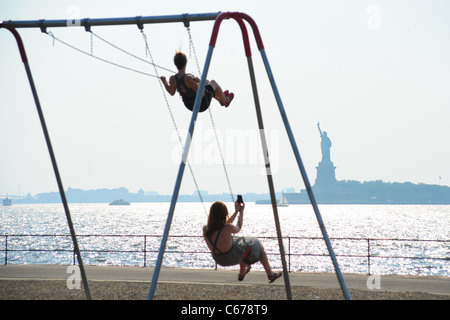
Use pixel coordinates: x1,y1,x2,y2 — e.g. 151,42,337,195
140,28,208,215
44,30,160,78
186,26,235,203
140,29,149,59
90,31,93,55
88,29,175,73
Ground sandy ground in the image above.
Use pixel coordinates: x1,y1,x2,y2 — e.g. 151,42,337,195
1,279,449,300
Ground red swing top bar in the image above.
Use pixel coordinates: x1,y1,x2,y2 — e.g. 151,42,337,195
2,27,28,63
209,12,265,57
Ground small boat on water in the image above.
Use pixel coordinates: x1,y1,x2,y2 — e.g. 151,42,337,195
3,197,12,206
278,191,289,207
109,199,130,206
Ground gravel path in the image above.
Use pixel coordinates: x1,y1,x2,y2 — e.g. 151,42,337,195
1,280,448,300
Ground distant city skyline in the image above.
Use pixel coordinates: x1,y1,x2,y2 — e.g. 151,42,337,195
3,178,450,205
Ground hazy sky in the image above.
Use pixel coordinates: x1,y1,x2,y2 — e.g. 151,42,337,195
1,0,449,197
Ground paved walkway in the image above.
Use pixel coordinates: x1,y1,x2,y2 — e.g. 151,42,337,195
1,265,449,296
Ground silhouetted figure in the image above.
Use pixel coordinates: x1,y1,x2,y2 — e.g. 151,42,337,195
315,122,337,196
317,122,332,163
161,52,234,112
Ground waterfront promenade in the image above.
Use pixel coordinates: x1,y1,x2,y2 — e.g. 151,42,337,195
1,264,449,299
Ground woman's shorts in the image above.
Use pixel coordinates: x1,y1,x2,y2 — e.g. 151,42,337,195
236,237,264,265
200,85,215,111
183,85,215,113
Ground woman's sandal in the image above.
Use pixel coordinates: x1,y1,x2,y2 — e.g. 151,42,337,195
268,272,282,283
238,265,252,281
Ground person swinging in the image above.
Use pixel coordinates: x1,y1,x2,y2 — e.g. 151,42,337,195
203,196,282,283
161,52,234,112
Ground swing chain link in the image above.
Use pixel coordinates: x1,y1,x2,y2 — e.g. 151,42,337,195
90,31,93,55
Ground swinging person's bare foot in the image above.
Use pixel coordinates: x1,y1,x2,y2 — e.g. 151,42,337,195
223,90,234,107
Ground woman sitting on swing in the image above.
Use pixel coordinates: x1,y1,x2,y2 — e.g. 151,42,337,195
161,52,234,112
203,197,282,283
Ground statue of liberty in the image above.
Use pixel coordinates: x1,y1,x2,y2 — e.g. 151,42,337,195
317,122,332,163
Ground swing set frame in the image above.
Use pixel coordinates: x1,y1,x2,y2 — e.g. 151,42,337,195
1,11,351,300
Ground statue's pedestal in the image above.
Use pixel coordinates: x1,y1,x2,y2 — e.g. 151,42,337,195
315,160,336,191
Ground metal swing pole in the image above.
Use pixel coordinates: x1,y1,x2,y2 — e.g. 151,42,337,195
147,45,215,301
230,16,293,300
224,12,351,300
247,53,293,300
0,12,221,30
257,47,352,301
1,27,92,300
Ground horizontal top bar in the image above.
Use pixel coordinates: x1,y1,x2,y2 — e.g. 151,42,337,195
0,12,221,29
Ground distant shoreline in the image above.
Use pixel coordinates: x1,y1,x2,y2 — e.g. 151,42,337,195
4,199,450,205
2,179,450,205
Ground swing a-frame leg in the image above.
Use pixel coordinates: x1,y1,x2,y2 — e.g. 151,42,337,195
1,26,92,300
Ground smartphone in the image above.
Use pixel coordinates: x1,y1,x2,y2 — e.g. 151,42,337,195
237,195,243,203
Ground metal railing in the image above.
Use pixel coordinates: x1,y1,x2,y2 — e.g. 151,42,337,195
1,234,449,275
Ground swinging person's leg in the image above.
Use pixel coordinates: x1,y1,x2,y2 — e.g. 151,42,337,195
260,251,272,276
239,262,247,275
260,251,282,283
238,262,251,281
208,80,233,106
